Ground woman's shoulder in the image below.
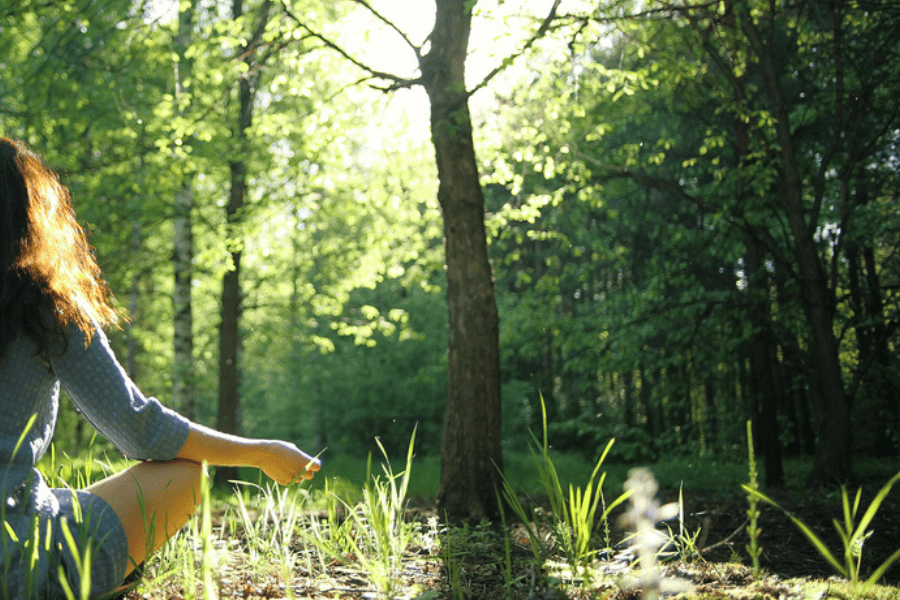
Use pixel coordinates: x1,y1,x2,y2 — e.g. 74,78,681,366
49,319,114,367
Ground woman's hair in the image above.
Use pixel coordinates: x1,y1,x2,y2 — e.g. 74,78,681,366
0,137,118,358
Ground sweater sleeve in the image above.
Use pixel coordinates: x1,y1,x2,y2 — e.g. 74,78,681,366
49,324,190,462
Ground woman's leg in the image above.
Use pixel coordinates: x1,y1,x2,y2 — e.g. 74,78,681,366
85,459,205,576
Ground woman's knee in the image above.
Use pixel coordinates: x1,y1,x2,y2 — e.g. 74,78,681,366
173,459,205,508
85,459,207,570
132,459,205,509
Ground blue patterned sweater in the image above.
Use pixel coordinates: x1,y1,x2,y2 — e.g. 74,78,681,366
0,322,190,503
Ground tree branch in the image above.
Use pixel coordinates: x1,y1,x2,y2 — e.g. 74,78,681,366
467,0,561,99
281,4,418,91
348,0,425,61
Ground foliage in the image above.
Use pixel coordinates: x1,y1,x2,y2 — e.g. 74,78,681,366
479,0,900,476
2,0,899,500
2,0,444,461
744,471,900,591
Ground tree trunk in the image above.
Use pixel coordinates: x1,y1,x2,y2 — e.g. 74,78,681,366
623,369,635,429
216,0,269,486
848,185,900,456
173,184,195,418
127,221,141,379
423,0,503,521
703,374,717,452
744,233,784,487
743,13,852,483
639,364,656,437
172,0,196,419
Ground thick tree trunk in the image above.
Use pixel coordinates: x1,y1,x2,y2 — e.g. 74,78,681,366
424,0,503,521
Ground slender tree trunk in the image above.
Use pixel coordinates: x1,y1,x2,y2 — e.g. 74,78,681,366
640,364,655,437
730,75,783,484
172,0,196,419
424,0,503,521
173,181,195,418
703,374,717,452
848,185,900,455
216,0,269,486
623,369,635,429
745,233,784,486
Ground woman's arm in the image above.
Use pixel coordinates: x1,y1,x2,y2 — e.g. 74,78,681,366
176,422,321,485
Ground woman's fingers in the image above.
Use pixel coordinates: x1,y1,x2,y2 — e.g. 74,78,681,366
263,441,321,484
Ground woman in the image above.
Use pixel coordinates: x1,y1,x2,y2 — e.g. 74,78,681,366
0,138,320,598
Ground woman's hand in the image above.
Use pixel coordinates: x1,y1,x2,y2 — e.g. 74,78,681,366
258,440,321,485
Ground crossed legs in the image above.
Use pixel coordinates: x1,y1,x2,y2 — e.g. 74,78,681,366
85,459,205,578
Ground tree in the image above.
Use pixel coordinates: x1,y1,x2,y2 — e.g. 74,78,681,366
482,0,900,482
214,0,273,486
283,0,563,519
1,0,445,464
675,0,900,482
0,0,196,450
419,0,504,520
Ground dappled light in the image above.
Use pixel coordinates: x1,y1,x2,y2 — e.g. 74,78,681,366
2,0,899,597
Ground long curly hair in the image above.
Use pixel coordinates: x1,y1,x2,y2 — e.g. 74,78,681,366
0,137,118,359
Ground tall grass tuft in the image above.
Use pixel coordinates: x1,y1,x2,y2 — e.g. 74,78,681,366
308,430,418,598
744,469,900,591
231,479,308,581
305,478,357,572
500,396,628,585
199,465,217,600
743,420,763,577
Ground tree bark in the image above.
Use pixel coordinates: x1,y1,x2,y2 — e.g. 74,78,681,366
216,0,269,486
744,233,784,487
848,185,900,456
423,0,503,521
742,12,852,483
172,0,196,420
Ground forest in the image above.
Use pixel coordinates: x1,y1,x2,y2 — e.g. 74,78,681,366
2,0,899,596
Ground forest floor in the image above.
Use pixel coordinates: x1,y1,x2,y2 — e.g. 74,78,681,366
123,483,900,600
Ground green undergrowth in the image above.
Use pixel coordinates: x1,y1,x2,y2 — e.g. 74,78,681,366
271,451,870,504
30,435,900,600
39,435,899,504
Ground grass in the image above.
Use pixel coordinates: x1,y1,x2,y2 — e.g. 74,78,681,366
297,450,763,503
743,421,763,578
500,398,630,586
745,470,900,593
24,438,900,599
